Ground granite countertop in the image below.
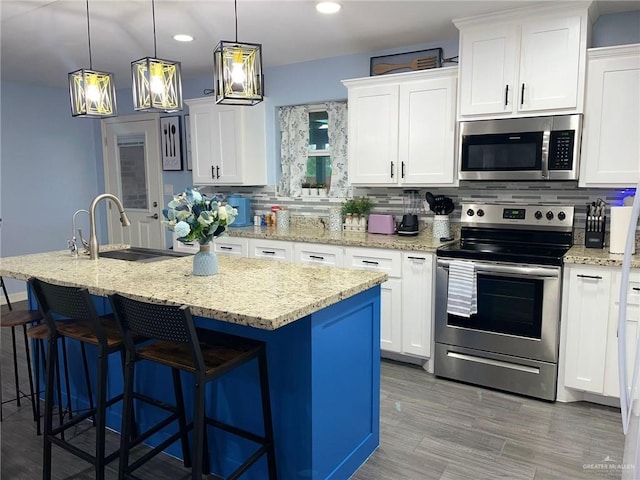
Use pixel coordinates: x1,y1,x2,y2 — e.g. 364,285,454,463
227,226,454,252
0,246,387,331
564,245,640,269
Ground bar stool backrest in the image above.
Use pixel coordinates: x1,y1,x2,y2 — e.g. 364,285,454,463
108,294,205,373
28,277,107,345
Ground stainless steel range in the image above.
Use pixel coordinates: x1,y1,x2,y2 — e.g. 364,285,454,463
435,203,574,401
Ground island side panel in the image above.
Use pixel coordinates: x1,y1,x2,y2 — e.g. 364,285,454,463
310,285,381,480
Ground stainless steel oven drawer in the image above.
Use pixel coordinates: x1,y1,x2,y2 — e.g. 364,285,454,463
434,343,557,401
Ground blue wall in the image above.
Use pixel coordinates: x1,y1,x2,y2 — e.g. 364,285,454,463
1,12,638,297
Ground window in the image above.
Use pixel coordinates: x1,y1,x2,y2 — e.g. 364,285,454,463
306,109,331,189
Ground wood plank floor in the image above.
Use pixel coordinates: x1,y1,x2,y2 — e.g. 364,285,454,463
1,302,626,479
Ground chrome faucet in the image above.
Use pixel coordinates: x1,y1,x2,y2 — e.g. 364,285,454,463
68,209,90,257
89,194,131,260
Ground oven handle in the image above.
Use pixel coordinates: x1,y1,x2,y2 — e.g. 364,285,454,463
436,258,560,279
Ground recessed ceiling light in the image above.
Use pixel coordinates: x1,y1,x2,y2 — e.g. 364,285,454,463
316,2,341,14
173,34,194,42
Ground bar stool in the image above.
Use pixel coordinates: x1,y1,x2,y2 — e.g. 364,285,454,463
29,277,128,480
0,276,40,424
109,293,277,480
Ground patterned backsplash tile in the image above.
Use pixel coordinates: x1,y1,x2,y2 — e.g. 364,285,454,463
200,182,638,245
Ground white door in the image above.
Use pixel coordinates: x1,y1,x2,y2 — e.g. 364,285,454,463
399,76,456,185
518,16,581,112
458,24,518,116
102,114,165,249
348,84,399,184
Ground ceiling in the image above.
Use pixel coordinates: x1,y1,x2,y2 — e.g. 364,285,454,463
2,0,638,89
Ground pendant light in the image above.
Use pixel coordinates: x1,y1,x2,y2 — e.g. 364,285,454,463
131,0,183,112
68,0,117,118
213,0,264,105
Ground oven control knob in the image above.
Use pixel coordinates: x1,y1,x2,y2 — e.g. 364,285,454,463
477,209,485,217
466,209,474,217
558,211,566,221
535,210,543,220
546,211,554,220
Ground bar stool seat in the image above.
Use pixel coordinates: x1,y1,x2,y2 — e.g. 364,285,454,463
109,294,277,480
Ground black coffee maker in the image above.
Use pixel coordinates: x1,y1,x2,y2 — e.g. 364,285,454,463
398,190,420,236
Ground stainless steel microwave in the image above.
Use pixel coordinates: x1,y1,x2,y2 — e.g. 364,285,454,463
458,114,582,181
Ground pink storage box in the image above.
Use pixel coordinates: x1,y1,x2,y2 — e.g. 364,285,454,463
368,214,396,235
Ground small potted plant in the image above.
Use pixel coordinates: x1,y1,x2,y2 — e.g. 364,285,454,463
341,196,373,232
308,183,319,196
316,182,327,197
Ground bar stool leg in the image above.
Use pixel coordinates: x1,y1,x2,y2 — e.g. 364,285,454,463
258,349,277,479
43,336,59,480
22,324,38,424
191,375,206,479
59,338,74,421
171,368,192,469
34,339,45,436
10,326,21,407
80,342,95,425
118,353,135,480
94,349,108,480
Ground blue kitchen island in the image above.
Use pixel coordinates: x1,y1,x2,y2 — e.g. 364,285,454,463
0,246,386,480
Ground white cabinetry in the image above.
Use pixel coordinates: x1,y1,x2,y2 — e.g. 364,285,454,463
563,265,640,399
455,6,589,119
401,253,433,358
294,243,344,267
248,238,293,262
213,237,248,257
342,67,457,186
186,97,267,186
345,247,403,353
563,266,612,393
579,44,640,187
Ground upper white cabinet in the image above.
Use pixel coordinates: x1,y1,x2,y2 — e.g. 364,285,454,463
342,67,458,187
455,5,591,119
579,44,640,187
185,97,267,186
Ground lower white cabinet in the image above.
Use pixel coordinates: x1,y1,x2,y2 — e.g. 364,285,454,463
563,265,640,398
401,253,433,358
248,238,293,262
293,243,344,267
563,266,612,393
213,237,248,257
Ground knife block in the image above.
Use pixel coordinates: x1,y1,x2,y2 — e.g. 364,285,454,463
585,215,605,249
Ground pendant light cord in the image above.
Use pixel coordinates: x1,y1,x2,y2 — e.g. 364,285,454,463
85,0,93,69
234,0,238,42
152,0,158,57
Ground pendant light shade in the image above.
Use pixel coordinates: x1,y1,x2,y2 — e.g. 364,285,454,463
132,0,183,112
68,0,117,117
213,1,264,105
131,57,182,112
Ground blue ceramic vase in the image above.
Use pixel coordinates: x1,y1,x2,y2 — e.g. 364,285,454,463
193,243,218,276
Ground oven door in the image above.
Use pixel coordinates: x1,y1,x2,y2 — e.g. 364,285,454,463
435,258,561,363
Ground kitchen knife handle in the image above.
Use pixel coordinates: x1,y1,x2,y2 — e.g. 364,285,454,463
520,83,525,106
577,274,603,280
390,161,394,179
504,84,509,107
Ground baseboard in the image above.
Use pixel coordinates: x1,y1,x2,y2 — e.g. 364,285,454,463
1,290,28,306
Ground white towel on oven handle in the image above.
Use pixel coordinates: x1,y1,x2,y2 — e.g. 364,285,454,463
446,260,478,318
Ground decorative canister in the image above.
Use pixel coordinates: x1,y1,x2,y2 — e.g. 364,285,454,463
329,208,342,232
276,209,291,231
433,215,450,240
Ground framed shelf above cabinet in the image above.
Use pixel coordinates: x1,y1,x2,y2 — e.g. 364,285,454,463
342,67,458,187
185,97,267,186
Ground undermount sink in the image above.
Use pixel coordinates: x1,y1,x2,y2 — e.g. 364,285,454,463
99,247,190,263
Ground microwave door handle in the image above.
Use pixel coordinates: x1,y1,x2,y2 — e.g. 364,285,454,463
541,129,551,179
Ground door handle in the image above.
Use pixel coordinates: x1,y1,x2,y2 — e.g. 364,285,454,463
504,84,509,107
148,213,159,220
520,83,525,106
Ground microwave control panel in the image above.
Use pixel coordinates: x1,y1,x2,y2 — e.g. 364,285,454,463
548,130,575,171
